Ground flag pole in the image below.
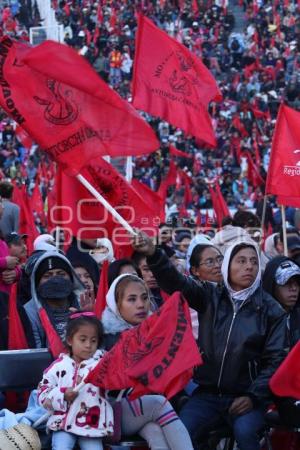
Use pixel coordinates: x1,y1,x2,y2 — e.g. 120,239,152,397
55,226,60,250
281,204,288,256
259,194,268,252
76,174,137,236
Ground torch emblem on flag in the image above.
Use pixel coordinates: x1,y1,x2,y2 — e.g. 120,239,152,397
34,79,79,126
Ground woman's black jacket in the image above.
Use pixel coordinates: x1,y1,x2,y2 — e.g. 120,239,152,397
147,249,287,404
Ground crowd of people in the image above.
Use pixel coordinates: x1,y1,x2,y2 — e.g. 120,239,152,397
0,0,298,223
0,0,299,449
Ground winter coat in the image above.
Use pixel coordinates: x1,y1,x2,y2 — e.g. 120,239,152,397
24,251,84,348
37,350,114,437
262,255,300,349
146,248,286,404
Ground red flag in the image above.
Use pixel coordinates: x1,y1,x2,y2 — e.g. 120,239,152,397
215,182,230,216
266,104,300,202
157,160,178,202
246,152,264,188
132,15,221,147
51,157,160,244
131,179,165,222
232,115,248,137
85,293,202,399
39,308,65,358
277,196,300,208
31,183,46,225
169,145,193,159
270,340,300,398
8,283,28,349
0,36,158,175
209,183,229,227
94,260,108,319
12,184,39,254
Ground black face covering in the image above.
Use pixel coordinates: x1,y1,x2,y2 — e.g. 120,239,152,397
37,276,73,300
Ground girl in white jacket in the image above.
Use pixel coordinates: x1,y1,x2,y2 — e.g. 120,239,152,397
38,312,114,450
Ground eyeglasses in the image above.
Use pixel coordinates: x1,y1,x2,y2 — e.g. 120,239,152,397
198,255,224,268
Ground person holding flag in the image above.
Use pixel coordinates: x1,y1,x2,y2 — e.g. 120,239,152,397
101,273,194,450
132,232,286,450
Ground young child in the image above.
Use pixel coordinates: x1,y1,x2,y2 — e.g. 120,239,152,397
37,312,114,450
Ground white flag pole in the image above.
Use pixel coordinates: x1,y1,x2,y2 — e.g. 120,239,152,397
281,204,288,257
76,174,136,236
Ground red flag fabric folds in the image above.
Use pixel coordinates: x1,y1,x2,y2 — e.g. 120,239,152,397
0,36,158,175
209,183,230,227
131,179,165,222
169,145,193,159
51,157,160,244
132,15,221,147
266,104,300,204
270,340,300,398
85,292,202,399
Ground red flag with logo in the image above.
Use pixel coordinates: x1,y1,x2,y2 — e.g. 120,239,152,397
266,104,300,200
132,15,221,147
0,36,158,175
85,292,202,399
51,157,160,244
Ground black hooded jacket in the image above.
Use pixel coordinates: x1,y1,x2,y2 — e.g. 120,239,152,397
262,256,300,349
147,249,286,404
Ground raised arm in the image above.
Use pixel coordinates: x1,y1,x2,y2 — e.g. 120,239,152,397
132,230,215,312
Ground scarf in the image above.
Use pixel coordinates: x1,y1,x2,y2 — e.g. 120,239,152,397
221,239,261,303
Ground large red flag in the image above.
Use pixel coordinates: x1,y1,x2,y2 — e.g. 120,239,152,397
51,157,160,243
132,15,221,147
85,292,202,399
266,104,300,202
0,36,158,175
270,340,300,398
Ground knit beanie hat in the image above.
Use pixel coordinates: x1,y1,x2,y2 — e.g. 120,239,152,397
35,256,73,286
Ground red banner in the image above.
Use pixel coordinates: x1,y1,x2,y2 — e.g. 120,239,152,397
85,293,202,399
266,104,300,204
0,36,158,175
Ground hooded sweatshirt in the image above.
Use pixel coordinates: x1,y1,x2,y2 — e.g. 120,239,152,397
221,239,261,303
24,251,85,348
263,256,300,348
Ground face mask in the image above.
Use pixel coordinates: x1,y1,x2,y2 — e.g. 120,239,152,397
37,276,73,300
